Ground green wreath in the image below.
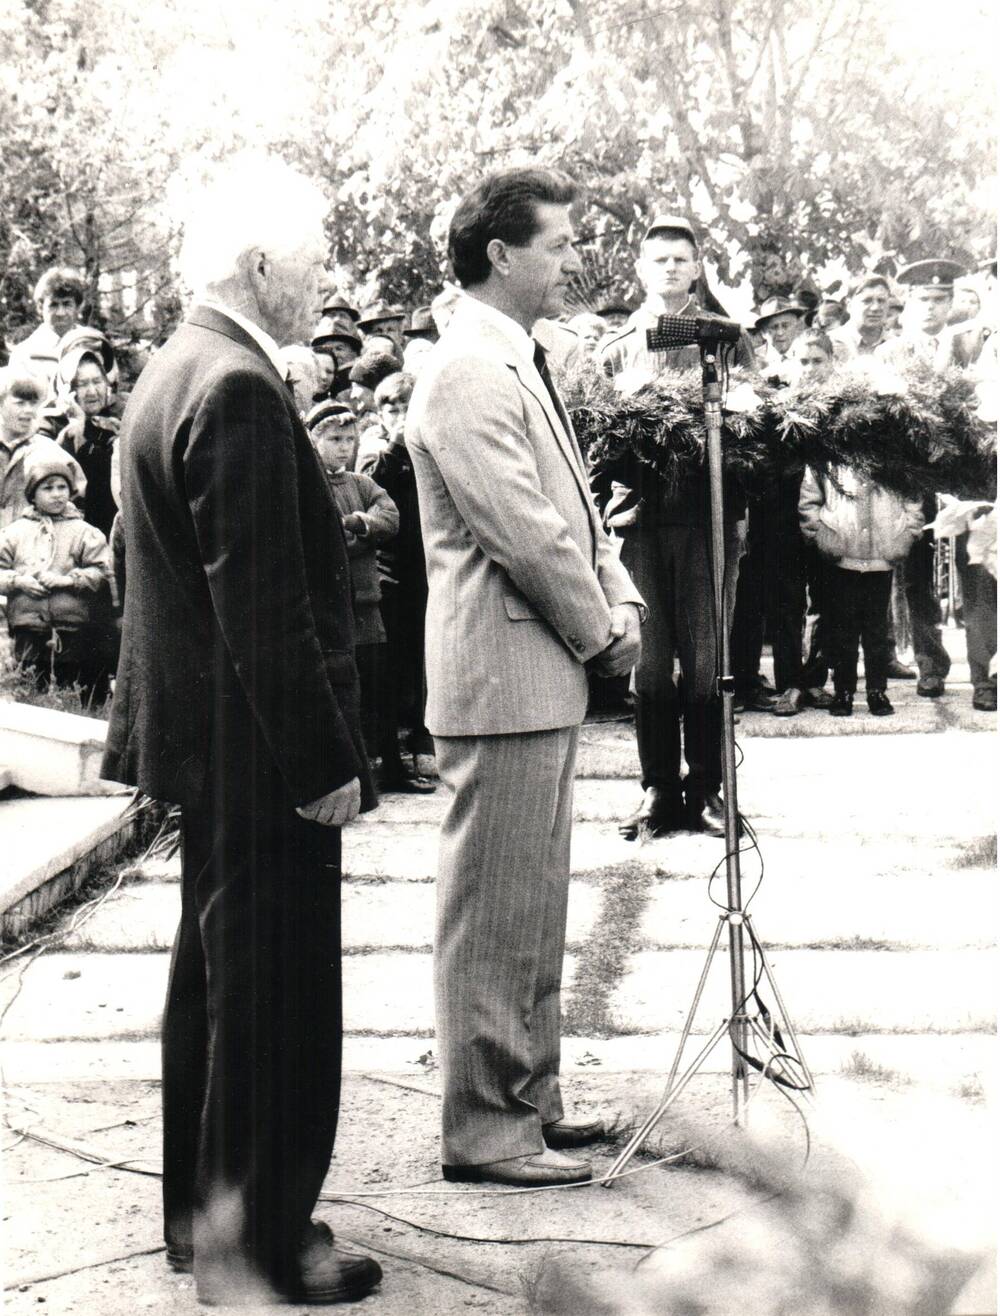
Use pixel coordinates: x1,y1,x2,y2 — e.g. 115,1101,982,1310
562,360,996,503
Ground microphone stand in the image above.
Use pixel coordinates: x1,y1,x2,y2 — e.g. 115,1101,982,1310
602,341,814,1187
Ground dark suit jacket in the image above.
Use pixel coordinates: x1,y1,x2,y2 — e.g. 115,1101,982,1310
101,305,373,812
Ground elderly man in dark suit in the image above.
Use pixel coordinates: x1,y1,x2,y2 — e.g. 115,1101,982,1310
101,156,382,1306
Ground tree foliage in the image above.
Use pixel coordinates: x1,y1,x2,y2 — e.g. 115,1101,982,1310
1,0,994,338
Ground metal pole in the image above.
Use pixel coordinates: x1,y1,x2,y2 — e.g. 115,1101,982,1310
702,351,749,1124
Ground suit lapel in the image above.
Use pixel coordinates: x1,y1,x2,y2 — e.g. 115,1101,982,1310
186,305,286,387
509,353,593,511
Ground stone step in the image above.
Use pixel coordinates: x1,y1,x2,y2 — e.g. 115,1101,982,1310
63,866,997,954
2,1034,993,1091
3,948,993,1043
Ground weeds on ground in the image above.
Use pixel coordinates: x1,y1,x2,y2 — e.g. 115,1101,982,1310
0,650,110,721
954,1076,986,1104
840,1049,911,1086
948,833,998,869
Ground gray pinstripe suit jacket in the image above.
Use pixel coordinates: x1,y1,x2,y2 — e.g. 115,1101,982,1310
406,298,642,737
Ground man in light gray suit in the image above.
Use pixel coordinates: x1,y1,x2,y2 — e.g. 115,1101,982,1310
407,168,644,1187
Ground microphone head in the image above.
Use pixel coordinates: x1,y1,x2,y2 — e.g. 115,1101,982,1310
646,315,701,351
646,313,743,351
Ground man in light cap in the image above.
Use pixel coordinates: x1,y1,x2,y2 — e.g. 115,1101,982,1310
877,258,968,698
596,215,754,839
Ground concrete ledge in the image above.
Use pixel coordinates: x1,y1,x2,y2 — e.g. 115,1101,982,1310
0,701,117,796
0,794,144,937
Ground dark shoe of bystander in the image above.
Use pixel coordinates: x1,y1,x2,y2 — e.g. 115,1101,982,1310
886,659,917,680
829,692,853,717
916,675,945,698
866,691,894,716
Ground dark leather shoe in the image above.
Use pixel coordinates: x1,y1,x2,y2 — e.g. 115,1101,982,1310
886,659,917,680
618,786,681,840
543,1116,607,1149
772,688,804,716
866,691,894,716
683,790,726,836
917,675,945,697
972,687,997,711
829,692,853,716
379,773,437,794
734,689,776,712
193,1221,382,1305
443,1147,592,1186
804,686,834,709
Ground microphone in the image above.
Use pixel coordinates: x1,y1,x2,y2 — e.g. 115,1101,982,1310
646,314,743,351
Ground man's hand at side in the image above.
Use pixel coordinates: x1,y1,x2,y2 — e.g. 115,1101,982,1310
296,777,361,827
596,603,642,677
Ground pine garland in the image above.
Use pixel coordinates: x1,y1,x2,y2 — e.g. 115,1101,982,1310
561,359,997,502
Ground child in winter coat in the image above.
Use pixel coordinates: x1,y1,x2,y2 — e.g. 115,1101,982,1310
307,400,400,767
0,455,114,705
799,459,924,717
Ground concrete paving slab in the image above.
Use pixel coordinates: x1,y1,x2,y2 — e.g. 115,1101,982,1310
4,945,993,1043
2,1033,994,1091
0,701,116,795
0,793,138,931
64,863,997,954
606,947,996,1034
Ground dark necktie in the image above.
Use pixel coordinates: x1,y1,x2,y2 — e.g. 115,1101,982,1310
532,341,568,434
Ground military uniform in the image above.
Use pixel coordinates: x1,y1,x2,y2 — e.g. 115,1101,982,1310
876,259,968,697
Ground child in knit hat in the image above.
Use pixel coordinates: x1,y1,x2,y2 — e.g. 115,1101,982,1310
306,400,403,778
0,454,115,705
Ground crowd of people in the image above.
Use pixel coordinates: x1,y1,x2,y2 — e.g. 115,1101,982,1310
2,154,993,1306
2,229,994,781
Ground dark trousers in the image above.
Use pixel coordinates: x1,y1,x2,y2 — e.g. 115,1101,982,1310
378,582,431,776
354,640,384,759
11,623,116,706
826,567,893,694
955,533,997,693
162,765,342,1295
731,483,824,695
803,545,830,689
622,521,741,799
902,521,950,679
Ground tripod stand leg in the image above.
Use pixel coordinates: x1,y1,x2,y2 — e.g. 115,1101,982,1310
662,915,726,1094
746,917,816,1092
601,1016,732,1185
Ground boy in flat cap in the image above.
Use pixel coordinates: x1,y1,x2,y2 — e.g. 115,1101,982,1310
596,216,753,838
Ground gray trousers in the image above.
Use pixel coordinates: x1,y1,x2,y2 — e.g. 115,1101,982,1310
433,726,579,1167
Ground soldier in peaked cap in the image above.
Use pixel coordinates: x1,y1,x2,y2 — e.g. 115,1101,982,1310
403,306,438,343
877,258,969,699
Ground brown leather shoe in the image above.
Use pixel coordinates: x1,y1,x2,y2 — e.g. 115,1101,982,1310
543,1116,608,1149
442,1147,592,1185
